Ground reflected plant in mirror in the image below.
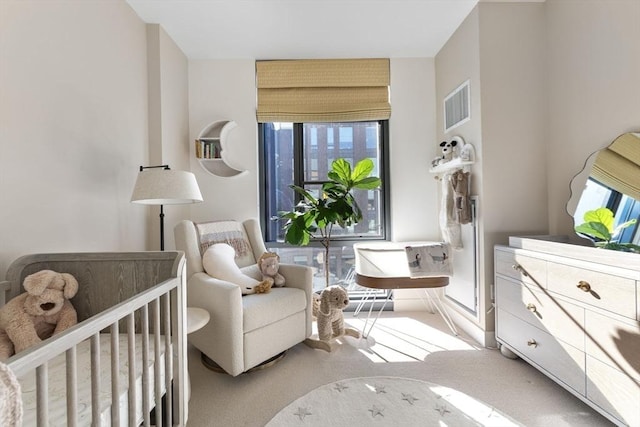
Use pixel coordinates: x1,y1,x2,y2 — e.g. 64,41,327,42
568,132,640,250
574,207,639,253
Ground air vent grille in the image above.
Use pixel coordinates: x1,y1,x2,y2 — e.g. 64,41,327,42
444,80,470,132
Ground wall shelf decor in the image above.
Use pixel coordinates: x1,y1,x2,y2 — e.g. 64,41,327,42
195,120,246,178
429,135,476,174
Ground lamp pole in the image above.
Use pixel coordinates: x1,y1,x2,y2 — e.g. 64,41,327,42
139,165,170,250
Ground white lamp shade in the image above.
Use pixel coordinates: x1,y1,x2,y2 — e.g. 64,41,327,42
131,169,203,205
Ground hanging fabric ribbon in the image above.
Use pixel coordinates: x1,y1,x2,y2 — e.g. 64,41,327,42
439,170,463,249
450,169,472,225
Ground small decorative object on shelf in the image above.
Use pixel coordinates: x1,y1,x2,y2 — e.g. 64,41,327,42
195,120,247,178
429,135,475,174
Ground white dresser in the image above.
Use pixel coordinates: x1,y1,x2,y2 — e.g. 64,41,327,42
495,236,640,426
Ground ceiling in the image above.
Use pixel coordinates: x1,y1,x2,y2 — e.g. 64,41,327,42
126,0,479,60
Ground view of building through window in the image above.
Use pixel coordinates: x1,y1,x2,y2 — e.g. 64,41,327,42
259,121,389,292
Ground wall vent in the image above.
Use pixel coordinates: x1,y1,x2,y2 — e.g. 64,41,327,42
444,80,470,133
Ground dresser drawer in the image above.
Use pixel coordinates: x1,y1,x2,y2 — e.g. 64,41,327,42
586,355,640,426
497,308,586,395
585,310,640,383
495,248,546,288
496,277,585,350
547,262,636,319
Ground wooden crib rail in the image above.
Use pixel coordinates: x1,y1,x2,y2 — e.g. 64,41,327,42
3,251,187,427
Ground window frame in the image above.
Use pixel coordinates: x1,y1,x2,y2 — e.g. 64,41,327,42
258,120,391,248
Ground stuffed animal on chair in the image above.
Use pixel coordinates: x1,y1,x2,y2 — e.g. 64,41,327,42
258,252,285,287
202,243,272,295
0,270,79,361
305,285,360,352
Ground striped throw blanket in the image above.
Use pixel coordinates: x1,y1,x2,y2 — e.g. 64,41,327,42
195,221,255,267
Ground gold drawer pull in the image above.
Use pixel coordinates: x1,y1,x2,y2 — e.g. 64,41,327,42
577,281,591,292
526,303,537,313
527,339,538,348
512,264,529,277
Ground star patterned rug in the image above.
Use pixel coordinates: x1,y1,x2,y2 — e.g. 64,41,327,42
266,376,523,426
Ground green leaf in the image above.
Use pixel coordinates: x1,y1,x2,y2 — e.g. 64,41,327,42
601,242,640,253
330,159,352,183
353,176,381,190
351,158,374,182
575,221,612,241
583,208,615,232
613,218,637,237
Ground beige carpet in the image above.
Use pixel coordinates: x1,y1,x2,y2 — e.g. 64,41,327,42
265,376,523,426
187,311,614,426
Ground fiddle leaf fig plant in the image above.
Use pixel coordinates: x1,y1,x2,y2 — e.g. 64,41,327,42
280,158,382,287
574,207,640,253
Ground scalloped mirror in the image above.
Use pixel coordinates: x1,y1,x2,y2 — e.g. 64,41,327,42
567,132,640,247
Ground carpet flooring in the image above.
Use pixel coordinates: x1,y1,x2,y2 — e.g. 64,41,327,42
186,311,614,426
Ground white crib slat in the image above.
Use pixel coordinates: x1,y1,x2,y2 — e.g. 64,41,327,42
91,333,101,426
163,293,173,424
127,312,137,427
142,303,151,427
110,322,120,427
66,346,78,427
36,363,48,427
153,297,163,427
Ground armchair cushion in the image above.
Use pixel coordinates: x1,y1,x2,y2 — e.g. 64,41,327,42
242,288,307,333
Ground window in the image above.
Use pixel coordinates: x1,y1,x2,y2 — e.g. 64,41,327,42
259,120,390,291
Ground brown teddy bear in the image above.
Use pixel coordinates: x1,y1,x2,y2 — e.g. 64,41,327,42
258,252,285,288
0,270,79,361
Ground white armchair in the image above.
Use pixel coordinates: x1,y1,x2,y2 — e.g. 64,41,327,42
174,219,313,376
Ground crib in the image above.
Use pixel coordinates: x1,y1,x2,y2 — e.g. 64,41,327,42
0,251,188,426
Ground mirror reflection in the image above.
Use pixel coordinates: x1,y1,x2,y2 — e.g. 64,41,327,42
569,132,640,246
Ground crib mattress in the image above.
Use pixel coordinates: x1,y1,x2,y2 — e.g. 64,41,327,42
19,333,169,427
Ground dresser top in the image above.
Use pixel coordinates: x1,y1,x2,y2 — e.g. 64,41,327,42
507,235,640,274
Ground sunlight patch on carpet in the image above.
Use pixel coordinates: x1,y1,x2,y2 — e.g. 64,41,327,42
344,315,479,363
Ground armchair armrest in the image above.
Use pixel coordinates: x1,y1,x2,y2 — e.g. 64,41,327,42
186,272,245,375
278,263,313,294
278,263,314,337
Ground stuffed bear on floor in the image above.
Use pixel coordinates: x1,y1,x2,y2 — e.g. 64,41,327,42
0,270,79,361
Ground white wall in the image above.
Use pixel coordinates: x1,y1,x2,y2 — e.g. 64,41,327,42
546,0,640,237
143,24,191,251
434,0,639,341
187,60,260,223
0,1,149,278
187,58,441,244
388,58,440,242
435,2,547,340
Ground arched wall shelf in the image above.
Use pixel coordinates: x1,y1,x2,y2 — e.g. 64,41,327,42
195,120,247,178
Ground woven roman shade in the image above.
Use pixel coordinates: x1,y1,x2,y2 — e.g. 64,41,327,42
591,132,640,201
256,59,390,123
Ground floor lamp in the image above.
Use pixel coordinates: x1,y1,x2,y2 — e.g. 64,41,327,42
131,165,203,250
